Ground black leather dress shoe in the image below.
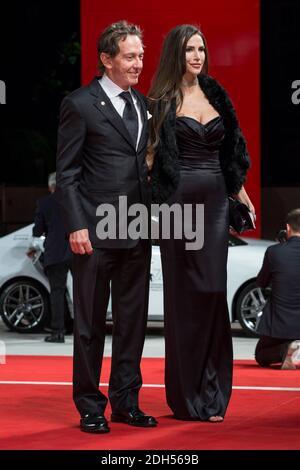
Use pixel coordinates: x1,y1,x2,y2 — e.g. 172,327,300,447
80,414,110,433
111,408,158,427
44,333,65,343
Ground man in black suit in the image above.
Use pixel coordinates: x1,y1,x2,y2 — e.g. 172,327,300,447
56,21,155,433
32,172,72,343
255,208,300,369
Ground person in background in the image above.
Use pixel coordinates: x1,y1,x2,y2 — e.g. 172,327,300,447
255,208,300,369
32,172,72,343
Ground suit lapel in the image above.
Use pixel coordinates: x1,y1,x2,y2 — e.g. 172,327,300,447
89,78,135,149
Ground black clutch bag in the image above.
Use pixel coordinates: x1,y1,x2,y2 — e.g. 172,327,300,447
228,197,256,234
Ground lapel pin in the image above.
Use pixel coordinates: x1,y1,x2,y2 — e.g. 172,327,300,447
100,101,106,106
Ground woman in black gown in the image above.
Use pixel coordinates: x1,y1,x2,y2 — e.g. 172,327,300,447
148,25,255,422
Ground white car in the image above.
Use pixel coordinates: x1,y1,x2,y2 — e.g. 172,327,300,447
0,225,274,336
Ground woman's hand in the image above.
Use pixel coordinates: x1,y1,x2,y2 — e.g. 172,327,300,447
236,186,256,220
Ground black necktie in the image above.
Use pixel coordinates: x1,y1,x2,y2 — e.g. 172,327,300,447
120,91,139,146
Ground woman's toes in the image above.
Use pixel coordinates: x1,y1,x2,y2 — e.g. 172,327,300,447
208,416,224,423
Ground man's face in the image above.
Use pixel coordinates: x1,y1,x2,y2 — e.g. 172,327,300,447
103,35,144,90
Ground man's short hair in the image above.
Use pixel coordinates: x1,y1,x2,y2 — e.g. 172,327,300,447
286,208,300,232
97,20,143,74
48,172,56,187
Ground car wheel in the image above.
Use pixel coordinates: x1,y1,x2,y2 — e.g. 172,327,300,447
0,280,50,333
236,281,270,337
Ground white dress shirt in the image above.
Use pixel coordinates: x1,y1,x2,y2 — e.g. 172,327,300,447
99,74,143,148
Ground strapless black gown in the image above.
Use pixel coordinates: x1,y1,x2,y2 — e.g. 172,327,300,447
160,116,233,420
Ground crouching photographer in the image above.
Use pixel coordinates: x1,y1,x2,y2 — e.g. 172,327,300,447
255,208,300,369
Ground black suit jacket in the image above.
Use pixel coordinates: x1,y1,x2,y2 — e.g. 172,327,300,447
33,193,72,268
56,77,150,249
256,236,300,338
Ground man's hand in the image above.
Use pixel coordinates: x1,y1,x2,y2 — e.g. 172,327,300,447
69,229,93,255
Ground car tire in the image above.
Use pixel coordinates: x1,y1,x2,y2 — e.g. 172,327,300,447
236,281,269,337
0,280,50,333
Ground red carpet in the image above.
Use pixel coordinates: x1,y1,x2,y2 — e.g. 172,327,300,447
1,356,300,450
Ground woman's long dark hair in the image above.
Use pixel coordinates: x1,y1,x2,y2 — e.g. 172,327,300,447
148,24,209,150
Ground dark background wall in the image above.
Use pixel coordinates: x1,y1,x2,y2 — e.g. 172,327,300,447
0,0,80,186
261,0,300,238
0,1,80,234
